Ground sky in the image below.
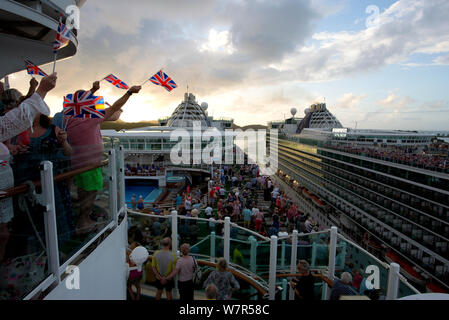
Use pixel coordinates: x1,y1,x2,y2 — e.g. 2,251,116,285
9,0,449,130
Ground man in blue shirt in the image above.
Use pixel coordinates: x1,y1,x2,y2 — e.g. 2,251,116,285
175,194,182,209
330,272,356,300
242,206,252,228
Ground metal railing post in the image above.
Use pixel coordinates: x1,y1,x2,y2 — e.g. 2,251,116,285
326,226,338,300
224,217,231,262
340,241,347,269
249,236,258,273
311,242,317,268
249,235,258,301
386,263,400,300
269,235,278,300
289,230,298,300
40,161,60,284
118,146,126,210
282,278,288,300
281,240,286,269
210,231,216,262
171,210,178,253
108,149,118,226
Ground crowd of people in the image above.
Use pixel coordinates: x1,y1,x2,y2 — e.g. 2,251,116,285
0,74,143,289
126,162,361,301
125,163,165,176
326,143,449,171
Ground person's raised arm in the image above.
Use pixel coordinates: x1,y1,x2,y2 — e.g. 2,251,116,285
35,73,57,100
90,81,100,95
103,85,141,121
18,78,39,105
1,74,56,141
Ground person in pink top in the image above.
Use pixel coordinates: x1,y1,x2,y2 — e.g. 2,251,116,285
166,243,196,301
66,81,142,233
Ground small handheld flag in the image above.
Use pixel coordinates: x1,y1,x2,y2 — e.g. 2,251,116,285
53,18,71,53
63,90,105,119
24,59,47,77
104,74,129,90
149,70,177,92
52,13,71,73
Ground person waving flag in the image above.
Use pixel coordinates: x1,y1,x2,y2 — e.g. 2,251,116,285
63,90,105,119
24,59,48,77
149,70,177,92
104,74,129,89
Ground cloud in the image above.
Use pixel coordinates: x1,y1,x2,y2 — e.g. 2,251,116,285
379,91,414,109
199,29,236,54
434,53,449,65
6,0,449,129
336,93,367,110
275,0,449,81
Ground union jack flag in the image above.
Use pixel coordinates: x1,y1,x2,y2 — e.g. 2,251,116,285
149,70,177,92
24,59,47,77
104,74,129,90
63,91,105,119
53,16,71,53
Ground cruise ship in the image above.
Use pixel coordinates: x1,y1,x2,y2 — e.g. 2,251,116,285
101,91,235,211
269,103,449,293
1,0,448,302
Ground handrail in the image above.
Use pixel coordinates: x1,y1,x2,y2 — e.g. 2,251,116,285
275,272,334,287
145,255,268,296
336,234,390,269
0,160,108,200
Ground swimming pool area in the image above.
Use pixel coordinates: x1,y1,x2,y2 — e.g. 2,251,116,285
166,176,185,183
125,180,162,208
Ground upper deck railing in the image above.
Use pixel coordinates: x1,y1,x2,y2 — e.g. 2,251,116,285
127,209,421,300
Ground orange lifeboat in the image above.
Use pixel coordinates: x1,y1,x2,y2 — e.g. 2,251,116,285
385,250,425,286
311,195,325,208
363,232,382,251
426,281,448,294
302,188,312,199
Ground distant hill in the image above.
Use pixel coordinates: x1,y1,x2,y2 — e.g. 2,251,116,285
100,120,159,130
232,124,267,131
99,120,266,131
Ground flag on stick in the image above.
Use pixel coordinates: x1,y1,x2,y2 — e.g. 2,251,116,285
149,70,177,92
63,90,105,119
52,13,71,72
24,59,47,77
53,16,71,53
104,74,129,89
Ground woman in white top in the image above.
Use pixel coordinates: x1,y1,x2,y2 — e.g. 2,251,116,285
0,74,57,262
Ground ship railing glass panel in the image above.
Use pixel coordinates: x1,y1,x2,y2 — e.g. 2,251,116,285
0,171,50,300
126,206,422,299
0,148,124,300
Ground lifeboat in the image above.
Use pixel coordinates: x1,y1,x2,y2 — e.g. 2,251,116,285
311,195,325,208
302,188,312,199
385,250,426,286
363,232,382,251
426,281,448,294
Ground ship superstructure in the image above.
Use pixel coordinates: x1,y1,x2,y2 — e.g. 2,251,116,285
270,103,449,293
